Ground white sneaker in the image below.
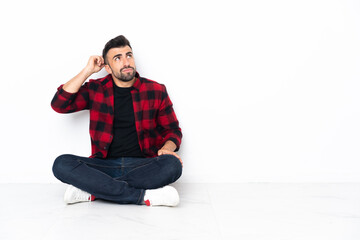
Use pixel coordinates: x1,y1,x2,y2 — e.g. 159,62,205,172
144,186,180,207
64,185,92,204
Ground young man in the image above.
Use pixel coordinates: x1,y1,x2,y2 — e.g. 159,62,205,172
51,35,183,207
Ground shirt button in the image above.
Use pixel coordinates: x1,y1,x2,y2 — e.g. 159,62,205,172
104,147,107,150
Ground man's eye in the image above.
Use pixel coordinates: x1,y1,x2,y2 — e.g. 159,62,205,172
127,55,132,58
115,57,120,61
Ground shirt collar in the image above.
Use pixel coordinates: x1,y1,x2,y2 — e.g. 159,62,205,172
132,72,141,91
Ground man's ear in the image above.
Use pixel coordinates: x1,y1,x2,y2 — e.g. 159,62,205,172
105,65,112,74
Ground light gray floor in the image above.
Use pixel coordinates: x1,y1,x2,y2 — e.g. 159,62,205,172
1,183,359,240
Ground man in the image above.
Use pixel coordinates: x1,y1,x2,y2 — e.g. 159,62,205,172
51,35,183,207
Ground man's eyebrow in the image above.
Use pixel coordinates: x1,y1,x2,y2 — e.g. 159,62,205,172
112,52,133,59
113,54,122,59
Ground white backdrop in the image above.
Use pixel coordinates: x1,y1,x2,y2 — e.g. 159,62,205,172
0,0,359,183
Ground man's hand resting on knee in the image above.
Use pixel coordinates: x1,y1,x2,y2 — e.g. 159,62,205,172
158,140,183,166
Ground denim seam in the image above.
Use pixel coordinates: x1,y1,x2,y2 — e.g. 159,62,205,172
118,160,157,180
137,189,145,205
78,160,122,169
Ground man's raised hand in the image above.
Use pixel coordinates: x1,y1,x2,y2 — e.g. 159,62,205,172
85,56,105,75
62,56,105,94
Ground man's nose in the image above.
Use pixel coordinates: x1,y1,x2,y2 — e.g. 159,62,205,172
123,57,130,67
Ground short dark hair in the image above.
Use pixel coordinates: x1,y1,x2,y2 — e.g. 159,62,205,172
102,35,132,64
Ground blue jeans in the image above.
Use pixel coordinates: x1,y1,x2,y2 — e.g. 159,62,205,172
52,154,182,204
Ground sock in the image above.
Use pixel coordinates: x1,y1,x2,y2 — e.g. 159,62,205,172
90,195,96,201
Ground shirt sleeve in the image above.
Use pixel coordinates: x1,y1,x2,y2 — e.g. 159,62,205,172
51,83,90,113
157,85,182,151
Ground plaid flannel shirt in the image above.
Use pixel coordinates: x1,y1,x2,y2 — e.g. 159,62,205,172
51,73,182,158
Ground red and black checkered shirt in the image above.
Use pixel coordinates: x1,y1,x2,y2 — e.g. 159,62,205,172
51,73,182,158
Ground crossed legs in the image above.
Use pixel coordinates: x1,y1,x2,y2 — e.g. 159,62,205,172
52,154,182,205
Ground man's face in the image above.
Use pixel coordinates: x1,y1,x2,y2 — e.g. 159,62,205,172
105,46,136,82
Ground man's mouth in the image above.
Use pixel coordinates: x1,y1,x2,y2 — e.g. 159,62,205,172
122,68,133,73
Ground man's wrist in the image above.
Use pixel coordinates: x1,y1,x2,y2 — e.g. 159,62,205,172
161,140,177,152
82,67,94,78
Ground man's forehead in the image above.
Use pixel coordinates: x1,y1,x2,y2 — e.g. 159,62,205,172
108,46,133,56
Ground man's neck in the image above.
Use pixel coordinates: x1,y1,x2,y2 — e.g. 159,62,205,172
112,76,136,88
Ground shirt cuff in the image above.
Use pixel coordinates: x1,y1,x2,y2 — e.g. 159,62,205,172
57,84,76,99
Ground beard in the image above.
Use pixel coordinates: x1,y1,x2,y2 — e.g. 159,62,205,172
113,67,136,82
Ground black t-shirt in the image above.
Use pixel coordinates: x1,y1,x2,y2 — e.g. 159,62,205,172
106,82,144,159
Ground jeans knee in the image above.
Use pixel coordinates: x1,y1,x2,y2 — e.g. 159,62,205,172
160,154,183,180
52,154,77,181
